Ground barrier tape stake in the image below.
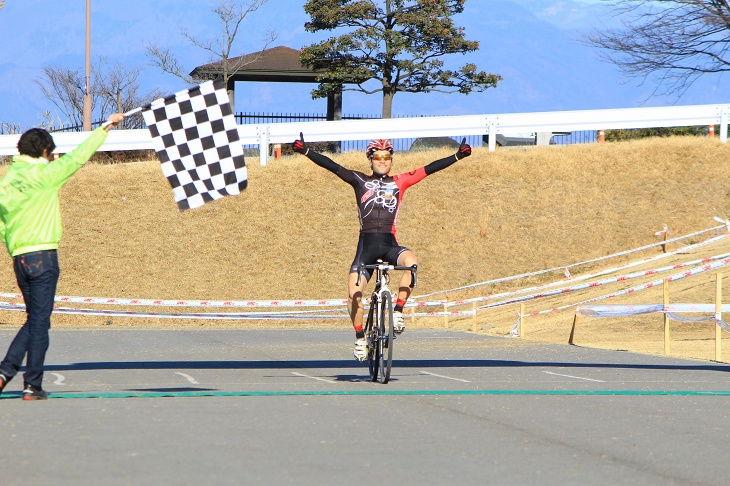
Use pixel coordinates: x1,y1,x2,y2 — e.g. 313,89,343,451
664,278,670,356
662,227,668,253
444,297,449,328
716,273,723,361
472,302,477,330
519,303,525,338
569,307,579,345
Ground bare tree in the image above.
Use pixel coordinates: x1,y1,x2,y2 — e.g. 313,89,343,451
585,1,730,97
146,0,277,89
35,59,164,130
34,65,89,128
93,58,165,129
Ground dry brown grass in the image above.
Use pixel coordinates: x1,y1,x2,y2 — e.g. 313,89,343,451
0,136,729,362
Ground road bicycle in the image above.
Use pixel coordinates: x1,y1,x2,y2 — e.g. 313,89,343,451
357,260,418,383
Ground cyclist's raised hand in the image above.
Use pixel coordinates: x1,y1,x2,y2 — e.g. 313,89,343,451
455,138,471,160
293,132,308,154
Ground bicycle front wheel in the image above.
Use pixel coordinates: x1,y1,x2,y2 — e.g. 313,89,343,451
365,298,379,382
378,290,394,383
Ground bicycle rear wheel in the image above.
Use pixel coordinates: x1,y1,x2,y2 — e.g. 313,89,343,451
364,299,379,382
378,290,394,384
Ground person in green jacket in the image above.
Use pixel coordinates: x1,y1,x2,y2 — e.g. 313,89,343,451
0,113,124,400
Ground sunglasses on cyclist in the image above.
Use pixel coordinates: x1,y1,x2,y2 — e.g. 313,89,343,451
371,154,392,161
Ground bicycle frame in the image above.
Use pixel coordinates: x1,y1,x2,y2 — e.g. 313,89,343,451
357,260,417,383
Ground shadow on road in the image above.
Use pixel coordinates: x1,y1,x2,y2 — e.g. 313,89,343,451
43,359,730,373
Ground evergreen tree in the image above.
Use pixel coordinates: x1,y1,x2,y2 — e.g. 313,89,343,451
301,0,501,118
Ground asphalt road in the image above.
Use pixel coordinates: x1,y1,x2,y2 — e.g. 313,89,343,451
0,327,729,485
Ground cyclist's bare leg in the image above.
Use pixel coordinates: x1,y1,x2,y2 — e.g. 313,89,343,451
348,271,367,330
397,250,418,302
348,271,368,361
394,250,417,333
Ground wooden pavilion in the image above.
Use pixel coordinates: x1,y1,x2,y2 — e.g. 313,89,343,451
189,46,345,121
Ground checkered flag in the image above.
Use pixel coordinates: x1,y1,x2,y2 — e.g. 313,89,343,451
142,80,248,211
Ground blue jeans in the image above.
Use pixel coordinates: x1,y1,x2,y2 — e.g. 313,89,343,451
0,250,60,388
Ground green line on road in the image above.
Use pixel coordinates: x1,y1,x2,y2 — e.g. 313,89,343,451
2,389,730,399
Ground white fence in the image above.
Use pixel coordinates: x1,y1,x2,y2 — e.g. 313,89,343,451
1,104,729,166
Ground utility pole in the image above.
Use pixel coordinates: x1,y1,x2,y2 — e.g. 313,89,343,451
82,0,92,131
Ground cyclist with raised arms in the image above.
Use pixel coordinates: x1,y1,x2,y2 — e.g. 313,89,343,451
293,134,472,361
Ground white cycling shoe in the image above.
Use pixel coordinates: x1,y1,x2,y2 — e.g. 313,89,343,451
354,338,368,362
393,311,405,335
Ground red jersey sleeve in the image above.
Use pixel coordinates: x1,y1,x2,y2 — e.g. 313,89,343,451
392,167,427,191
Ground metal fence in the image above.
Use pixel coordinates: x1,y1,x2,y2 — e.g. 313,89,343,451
552,130,598,145
239,112,420,152
52,121,104,133
0,123,22,135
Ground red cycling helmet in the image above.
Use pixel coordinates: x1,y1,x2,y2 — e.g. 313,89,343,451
366,139,394,158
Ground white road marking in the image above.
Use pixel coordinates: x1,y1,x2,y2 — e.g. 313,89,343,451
420,371,471,383
174,372,199,385
542,371,605,383
51,373,65,385
291,372,336,384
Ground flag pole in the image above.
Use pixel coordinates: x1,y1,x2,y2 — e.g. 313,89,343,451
101,107,144,128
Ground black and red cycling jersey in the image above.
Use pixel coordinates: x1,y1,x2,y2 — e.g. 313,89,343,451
305,151,459,236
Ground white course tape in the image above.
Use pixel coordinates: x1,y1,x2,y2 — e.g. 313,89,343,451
577,304,730,333
578,304,730,317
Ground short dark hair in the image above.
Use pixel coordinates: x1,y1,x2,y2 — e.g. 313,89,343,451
17,128,56,158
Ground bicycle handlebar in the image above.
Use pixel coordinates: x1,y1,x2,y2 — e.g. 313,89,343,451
356,261,418,288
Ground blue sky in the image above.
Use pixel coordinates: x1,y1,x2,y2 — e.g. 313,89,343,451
1,0,728,129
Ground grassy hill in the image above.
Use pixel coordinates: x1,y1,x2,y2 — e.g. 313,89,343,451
0,136,729,361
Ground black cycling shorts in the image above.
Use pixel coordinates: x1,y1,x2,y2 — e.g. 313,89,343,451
349,232,409,281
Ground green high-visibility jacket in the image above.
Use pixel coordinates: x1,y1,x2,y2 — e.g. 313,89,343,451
0,128,108,257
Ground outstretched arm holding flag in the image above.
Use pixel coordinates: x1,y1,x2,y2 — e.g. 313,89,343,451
0,113,124,400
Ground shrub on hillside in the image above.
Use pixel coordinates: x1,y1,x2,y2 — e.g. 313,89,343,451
90,150,157,164
605,126,715,142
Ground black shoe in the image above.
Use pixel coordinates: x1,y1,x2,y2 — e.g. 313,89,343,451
0,373,8,395
22,385,48,401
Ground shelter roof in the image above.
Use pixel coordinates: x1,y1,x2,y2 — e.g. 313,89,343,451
189,46,324,83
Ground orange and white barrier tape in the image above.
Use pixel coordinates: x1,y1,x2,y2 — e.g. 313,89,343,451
0,223,725,321
0,294,448,309
0,301,473,320
477,252,730,311
450,234,730,309
415,223,727,300
525,257,730,318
